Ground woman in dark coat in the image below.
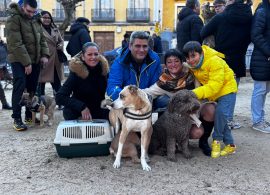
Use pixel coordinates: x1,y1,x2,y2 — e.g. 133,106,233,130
200,0,252,129
56,42,109,120
250,0,270,133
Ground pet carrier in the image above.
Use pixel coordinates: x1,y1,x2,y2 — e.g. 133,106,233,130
54,119,113,158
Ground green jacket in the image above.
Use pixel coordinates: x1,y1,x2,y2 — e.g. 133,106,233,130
5,3,49,66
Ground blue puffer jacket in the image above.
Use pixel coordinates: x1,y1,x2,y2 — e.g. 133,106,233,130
107,48,162,100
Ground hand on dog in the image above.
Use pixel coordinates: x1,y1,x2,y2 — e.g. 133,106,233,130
100,99,113,109
81,107,92,120
25,64,32,75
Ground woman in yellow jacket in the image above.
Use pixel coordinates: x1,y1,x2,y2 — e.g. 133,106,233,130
183,41,237,158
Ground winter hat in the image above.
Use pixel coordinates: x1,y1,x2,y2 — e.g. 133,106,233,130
213,0,225,5
75,17,90,24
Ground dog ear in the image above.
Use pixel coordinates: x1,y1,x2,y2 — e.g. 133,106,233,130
167,97,175,113
128,85,138,95
134,96,146,110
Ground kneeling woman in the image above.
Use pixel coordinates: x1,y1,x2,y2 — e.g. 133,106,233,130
56,42,109,120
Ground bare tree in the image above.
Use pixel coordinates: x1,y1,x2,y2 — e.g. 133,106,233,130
56,0,85,35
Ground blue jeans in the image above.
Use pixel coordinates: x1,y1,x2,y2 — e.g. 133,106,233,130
153,95,170,112
251,80,270,124
227,77,239,122
212,93,236,145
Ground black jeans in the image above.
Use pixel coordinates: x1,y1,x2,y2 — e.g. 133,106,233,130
11,62,40,119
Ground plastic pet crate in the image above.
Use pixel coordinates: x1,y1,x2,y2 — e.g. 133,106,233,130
54,119,113,158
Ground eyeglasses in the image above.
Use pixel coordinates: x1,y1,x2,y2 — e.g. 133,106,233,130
42,17,51,20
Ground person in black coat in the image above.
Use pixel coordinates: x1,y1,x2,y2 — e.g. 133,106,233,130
66,17,92,57
201,0,252,80
153,33,163,54
176,0,203,52
56,42,109,120
200,0,252,130
250,0,270,133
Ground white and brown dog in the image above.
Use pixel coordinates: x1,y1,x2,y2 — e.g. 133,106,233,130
106,85,153,171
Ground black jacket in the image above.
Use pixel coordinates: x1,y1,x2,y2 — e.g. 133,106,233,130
201,3,252,77
176,7,203,52
56,55,109,119
66,23,92,57
250,1,270,81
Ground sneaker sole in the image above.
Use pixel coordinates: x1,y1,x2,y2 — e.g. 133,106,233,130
13,126,27,131
252,127,270,134
221,151,236,156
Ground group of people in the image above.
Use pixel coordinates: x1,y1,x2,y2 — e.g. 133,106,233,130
3,0,270,160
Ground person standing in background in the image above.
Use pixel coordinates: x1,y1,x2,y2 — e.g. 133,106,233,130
176,0,203,52
66,17,92,57
0,38,12,110
250,0,270,133
38,10,64,110
6,0,49,131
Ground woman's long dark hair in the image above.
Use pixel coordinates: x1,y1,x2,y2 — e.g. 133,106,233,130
40,10,57,28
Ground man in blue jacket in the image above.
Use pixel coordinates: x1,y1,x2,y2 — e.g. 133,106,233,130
107,31,162,108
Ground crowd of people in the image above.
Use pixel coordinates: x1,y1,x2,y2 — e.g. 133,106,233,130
1,0,269,160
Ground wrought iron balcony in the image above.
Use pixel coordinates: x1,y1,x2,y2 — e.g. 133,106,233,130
126,8,150,22
0,10,8,20
91,9,115,22
52,9,76,22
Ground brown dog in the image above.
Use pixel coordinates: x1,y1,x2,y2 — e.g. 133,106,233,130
104,85,153,171
20,93,56,126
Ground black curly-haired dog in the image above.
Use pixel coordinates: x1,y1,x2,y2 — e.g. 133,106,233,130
149,89,201,162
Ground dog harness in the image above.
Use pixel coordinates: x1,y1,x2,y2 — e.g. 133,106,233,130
30,96,46,112
123,108,152,120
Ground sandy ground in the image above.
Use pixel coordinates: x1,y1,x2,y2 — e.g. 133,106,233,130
0,75,270,195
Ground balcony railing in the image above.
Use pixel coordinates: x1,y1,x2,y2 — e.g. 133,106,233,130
0,10,8,20
52,9,75,22
91,8,115,22
126,8,150,22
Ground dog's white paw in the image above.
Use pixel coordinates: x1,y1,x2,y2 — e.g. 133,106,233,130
113,159,121,169
141,161,151,171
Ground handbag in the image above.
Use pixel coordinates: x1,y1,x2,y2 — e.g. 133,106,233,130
57,50,68,63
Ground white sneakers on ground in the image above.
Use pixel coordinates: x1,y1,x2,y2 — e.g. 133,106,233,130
228,120,242,130
252,121,270,133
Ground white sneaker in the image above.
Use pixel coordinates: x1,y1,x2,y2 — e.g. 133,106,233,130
252,121,270,133
228,120,242,130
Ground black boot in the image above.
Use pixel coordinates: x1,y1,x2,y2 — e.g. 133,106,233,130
13,118,27,131
2,103,12,110
199,118,214,156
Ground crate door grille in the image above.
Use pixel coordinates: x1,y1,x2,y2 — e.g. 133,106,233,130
62,126,82,139
86,126,105,138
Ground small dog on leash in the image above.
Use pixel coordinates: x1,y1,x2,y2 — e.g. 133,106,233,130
20,93,56,126
149,90,201,162
102,85,153,171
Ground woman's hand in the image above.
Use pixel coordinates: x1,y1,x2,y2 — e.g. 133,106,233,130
81,107,92,120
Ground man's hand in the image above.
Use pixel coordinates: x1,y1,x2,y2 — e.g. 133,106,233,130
25,64,32,75
81,107,92,121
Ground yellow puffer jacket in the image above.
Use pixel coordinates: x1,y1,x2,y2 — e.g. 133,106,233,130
191,45,237,101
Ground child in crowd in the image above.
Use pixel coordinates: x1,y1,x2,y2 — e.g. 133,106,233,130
182,41,237,158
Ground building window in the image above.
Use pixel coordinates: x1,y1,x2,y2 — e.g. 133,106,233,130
92,0,115,22
94,0,114,9
128,0,149,8
0,0,11,10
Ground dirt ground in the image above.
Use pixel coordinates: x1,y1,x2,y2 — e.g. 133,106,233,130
0,75,270,195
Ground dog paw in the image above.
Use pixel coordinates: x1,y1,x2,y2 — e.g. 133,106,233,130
141,161,151,171
167,155,177,162
113,159,121,169
183,153,193,159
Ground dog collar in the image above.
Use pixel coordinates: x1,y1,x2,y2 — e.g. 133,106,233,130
123,108,152,120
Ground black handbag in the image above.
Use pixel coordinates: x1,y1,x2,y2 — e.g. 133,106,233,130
57,50,68,63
